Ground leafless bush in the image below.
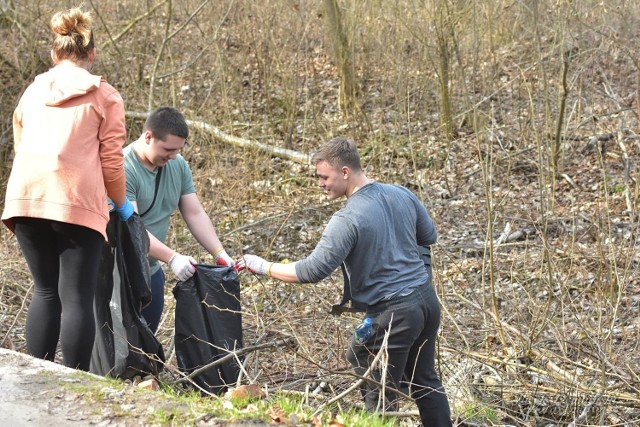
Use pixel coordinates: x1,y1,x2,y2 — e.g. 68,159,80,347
1,1,640,424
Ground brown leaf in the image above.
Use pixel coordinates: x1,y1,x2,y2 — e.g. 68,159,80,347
268,404,288,423
228,384,266,401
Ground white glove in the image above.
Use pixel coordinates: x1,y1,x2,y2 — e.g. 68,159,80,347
235,254,272,276
213,249,234,267
168,253,196,281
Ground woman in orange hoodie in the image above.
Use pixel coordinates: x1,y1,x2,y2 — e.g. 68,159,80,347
2,7,134,371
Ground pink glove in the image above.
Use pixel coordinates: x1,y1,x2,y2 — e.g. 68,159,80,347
235,254,272,276
168,253,196,281
213,249,234,267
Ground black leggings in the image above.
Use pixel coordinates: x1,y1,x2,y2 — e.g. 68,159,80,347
14,217,103,371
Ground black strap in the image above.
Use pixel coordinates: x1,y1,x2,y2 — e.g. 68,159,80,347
330,262,366,315
329,245,432,316
139,167,163,217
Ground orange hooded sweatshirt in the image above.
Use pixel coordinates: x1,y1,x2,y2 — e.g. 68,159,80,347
2,64,127,240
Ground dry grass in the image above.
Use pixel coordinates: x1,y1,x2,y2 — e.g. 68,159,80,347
1,1,640,425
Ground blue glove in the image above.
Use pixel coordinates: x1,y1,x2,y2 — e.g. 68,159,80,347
114,199,134,221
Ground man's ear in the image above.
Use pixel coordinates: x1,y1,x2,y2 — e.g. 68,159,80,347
144,130,153,144
342,166,350,179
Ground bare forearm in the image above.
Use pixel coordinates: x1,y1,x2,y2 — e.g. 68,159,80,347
188,211,224,254
148,231,175,263
181,194,225,255
267,262,300,283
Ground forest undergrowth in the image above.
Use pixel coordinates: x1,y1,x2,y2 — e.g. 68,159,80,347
1,1,640,425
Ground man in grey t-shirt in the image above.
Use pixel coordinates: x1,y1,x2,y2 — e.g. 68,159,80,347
125,107,234,333
236,137,452,426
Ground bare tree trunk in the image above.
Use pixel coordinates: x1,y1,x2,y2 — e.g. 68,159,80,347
553,49,570,174
434,0,454,140
323,0,358,117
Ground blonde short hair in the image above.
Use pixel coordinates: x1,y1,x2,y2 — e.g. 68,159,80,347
311,136,362,171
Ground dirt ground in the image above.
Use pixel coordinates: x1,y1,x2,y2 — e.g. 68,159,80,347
0,348,270,426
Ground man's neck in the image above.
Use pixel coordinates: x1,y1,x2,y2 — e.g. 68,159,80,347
132,136,156,171
347,174,372,198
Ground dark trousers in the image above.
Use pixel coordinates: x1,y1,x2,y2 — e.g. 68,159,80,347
141,268,165,334
346,284,452,427
14,217,103,371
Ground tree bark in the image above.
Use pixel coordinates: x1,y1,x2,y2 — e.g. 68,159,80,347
323,0,358,116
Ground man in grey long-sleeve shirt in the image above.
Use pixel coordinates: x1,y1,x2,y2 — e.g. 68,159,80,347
236,136,452,427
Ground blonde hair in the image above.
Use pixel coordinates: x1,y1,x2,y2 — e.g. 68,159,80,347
311,136,362,171
50,7,94,63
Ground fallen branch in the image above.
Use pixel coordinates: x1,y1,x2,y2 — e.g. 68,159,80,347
125,111,311,164
175,337,298,384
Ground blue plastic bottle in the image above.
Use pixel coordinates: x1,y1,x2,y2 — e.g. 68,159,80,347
354,317,373,344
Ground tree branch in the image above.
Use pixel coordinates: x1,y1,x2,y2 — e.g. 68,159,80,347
125,111,311,164
175,337,298,384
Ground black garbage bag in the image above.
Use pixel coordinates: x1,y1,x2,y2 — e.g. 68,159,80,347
173,264,243,395
90,212,165,379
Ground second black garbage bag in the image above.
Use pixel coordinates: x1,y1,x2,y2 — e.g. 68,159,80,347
91,212,165,379
172,264,243,395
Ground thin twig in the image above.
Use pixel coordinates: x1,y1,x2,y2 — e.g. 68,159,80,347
311,325,392,417
1,282,32,348
147,0,173,110
176,337,297,384
99,0,168,49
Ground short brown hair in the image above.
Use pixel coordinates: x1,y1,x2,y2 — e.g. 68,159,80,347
311,136,362,171
144,107,190,140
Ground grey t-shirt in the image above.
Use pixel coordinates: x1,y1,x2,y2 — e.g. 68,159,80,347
295,181,437,306
123,144,196,274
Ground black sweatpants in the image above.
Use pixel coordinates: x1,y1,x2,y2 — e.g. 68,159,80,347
346,284,452,427
14,217,103,371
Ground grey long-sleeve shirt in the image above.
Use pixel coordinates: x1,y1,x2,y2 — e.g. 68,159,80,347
295,181,437,306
